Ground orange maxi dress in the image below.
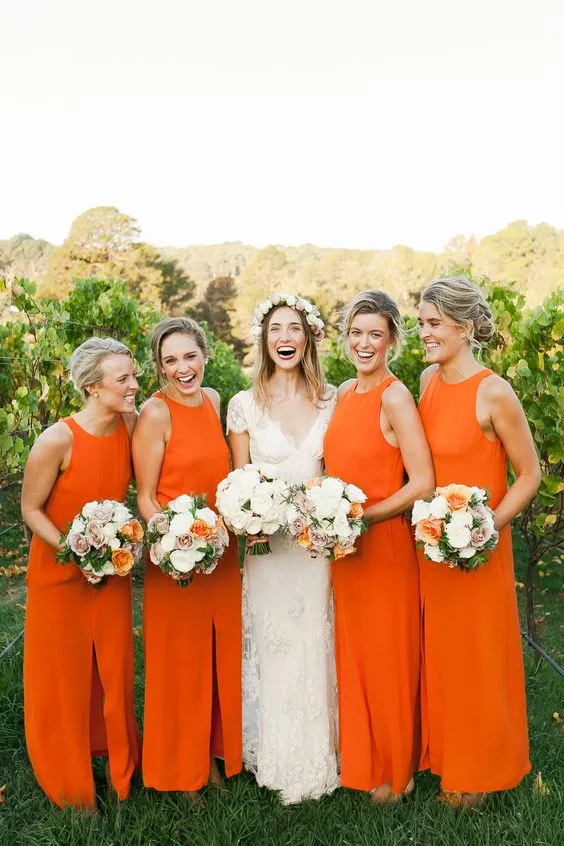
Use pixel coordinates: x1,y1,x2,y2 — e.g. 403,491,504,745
24,416,140,809
324,377,421,793
142,391,242,791
418,369,530,793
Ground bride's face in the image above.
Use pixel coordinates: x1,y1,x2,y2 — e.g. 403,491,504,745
266,306,307,370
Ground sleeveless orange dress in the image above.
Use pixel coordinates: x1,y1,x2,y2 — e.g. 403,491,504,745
324,377,421,793
142,391,242,791
24,416,140,809
418,369,530,792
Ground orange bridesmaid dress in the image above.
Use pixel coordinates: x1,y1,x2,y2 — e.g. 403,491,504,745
24,416,141,809
324,377,421,793
418,368,530,792
142,391,242,791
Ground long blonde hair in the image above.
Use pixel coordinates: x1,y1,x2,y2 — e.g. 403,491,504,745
253,304,328,409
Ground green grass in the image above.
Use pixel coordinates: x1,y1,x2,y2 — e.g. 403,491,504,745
1,500,563,846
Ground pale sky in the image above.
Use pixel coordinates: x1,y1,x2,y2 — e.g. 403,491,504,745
2,0,563,252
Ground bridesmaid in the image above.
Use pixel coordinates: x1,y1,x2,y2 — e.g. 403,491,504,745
22,337,141,810
133,317,241,800
324,290,434,804
417,276,541,808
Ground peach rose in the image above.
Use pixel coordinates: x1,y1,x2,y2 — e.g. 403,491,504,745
112,548,135,576
191,519,213,540
415,518,443,546
298,528,313,550
333,544,355,560
305,478,323,489
120,519,144,542
436,484,472,511
349,502,364,519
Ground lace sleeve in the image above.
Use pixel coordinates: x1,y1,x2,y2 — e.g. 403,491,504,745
324,385,338,417
226,391,248,434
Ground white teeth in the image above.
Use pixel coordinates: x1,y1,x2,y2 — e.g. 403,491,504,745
277,347,296,357
178,375,195,383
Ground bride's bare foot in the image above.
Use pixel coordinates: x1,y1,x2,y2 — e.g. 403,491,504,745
208,756,225,789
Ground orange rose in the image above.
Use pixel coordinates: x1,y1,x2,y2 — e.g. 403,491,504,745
436,484,472,511
333,544,356,560
112,548,135,576
305,478,323,489
349,502,364,519
416,518,443,546
298,529,313,550
120,519,144,542
191,519,213,539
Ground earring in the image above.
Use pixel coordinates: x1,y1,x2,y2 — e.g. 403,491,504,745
94,392,99,398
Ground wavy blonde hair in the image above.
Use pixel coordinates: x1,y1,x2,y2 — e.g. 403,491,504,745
421,277,496,350
253,304,328,409
338,289,404,361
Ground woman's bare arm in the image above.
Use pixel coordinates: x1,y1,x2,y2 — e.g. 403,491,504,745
21,423,72,550
364,382,435,525
132,398,169,522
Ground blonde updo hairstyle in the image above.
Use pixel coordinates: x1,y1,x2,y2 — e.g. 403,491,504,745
69,337,133,400
339,289,404,361
150,317,208,384
254,304,328,409
421,277,496,350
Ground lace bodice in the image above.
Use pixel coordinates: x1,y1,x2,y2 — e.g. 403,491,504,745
226,388,337,485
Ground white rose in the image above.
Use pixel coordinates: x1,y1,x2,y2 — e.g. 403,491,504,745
160,532,177,552
459,546,476,559
262,520,281,535
169,549,197,573
101,560,116,576
344,483,366,504
445,522,472,549
260,300,273,315
335,499,352,519
113,506,132,526
250,493,273,517
449,509,473,528
195,507,217,526
71,517,86,534
469,486,486,503
230,511,250,531
271,292,281,305
429,495,449,519
285,294,297,306
169,494,195,513
81,501,98,518
411,499,432,524
302,300,313,313
169,512,195,536
425,543,445,563
334,517,352,538
245,516,263,535
285,505,299,524
102,522,118,540
321,477,345,498
315,497,340,520
109,537,121,551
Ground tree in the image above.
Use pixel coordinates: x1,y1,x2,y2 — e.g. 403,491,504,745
193,277,247,361
43,207,194,308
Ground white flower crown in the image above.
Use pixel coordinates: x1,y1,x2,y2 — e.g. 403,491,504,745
250,292,325,342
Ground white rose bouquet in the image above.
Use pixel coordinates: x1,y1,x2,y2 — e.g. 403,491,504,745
412,484,499,571
284,476,368,561
146,493,229,587
56,499,144,586
215,464,290,555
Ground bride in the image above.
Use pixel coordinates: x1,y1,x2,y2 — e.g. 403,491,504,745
227,293,339,804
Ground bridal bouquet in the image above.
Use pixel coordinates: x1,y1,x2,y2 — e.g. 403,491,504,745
412,484,499,571
146,493,229,587
215,464,290,555
285,476,368,561
56,499,144,585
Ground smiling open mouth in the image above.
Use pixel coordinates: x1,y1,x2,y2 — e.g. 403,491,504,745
178,374,196,385
277,346,297,360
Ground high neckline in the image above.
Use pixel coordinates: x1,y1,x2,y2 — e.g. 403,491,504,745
436,368,490,386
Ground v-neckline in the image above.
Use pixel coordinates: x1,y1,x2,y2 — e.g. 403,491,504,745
266,407,324,451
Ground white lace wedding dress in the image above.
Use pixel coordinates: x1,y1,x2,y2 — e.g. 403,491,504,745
227,388,339,804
